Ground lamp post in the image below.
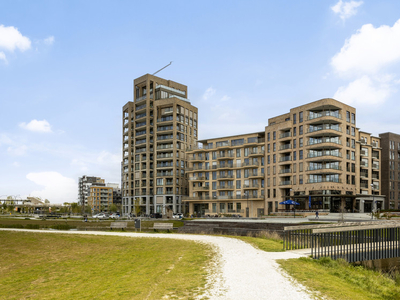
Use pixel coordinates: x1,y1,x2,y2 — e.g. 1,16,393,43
245,191,249,218
371,183,374,220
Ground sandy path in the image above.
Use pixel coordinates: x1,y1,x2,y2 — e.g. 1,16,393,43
1,229,313,299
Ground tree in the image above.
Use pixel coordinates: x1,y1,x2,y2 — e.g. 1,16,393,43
109,204,118,213
134,197,141,216
71,203,80,214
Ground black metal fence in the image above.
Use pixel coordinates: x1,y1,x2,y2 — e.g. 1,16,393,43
284,224,400,263
283,228,313,250
311,226,400,262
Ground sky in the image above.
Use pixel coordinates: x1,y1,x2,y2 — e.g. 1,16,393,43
1,0,400,204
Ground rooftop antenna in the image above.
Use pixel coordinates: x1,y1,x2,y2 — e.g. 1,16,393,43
153,61,172,75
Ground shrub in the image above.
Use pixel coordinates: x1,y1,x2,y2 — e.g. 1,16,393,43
25,224,40,229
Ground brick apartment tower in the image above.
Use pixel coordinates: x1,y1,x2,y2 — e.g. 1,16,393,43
379,132,400,210
122,74,198,216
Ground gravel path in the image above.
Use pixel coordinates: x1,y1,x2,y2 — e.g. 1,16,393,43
1,229,313,299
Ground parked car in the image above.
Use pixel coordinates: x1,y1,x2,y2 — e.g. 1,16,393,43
173,213,183,219
110,213,120,219
94,213,109,220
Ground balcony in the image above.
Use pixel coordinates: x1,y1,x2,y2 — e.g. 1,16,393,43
157,135,173,141
307,178,342,184
307,111,342,121
306,125,342,135
279,180,292,186
217,174,234,180
217,163,234,169
156,172,174,177
279,144,292,151
157,116,174,124
279,132,292,139
249,172,264,178
249,149,265,156
307,151,342,160
372,164,379,170
217,153,234,160
279,168,292,175
157,144,174,151
189,155,205,162
243,183,259,189
217,185,235,190
279,156,292,163
189,176,205,181
157,153,174,160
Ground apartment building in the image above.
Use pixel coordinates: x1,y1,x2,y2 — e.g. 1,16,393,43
78,175,106,206
379,132,400,210
87,185,113,213
185,132,265,217
122,74,198,216
184,98,383,217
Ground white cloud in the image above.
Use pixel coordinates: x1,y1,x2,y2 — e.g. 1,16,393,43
44,36,55,45
0,25,31,62
0,134,13,146
220,95,231,102
334,75,395,106
19,119,52,133
0,51,6,63
203,87,216,100
7,145,28,156
331,0,363,21
331,20,400,76
26,172,76,204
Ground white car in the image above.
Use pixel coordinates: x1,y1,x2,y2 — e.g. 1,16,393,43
94,213,109,220
173,213,183,219
110,213,120,219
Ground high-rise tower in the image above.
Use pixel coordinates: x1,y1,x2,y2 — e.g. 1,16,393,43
122,74,198,216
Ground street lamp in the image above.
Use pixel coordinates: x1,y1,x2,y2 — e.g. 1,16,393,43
245,191,249,218
371,183,374,220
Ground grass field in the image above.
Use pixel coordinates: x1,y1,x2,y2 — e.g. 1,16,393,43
278,256,400,300
0,231,213,300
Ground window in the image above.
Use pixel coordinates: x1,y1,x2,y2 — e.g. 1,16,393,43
293,127,296,137
293,139,297,149
299,125,303,135
236,180,241,189
273,143,276,152
293,151,296,161
267,132,270,141
299,138,303,147
273,131,276,140
299,150,303,159
267,144,270,153
293,113,297,124
236,170,241,178
351,113,355,124
299,111,303,122
212,182,217,190
273,154,276,163
236,149,241,157
346,111,350,122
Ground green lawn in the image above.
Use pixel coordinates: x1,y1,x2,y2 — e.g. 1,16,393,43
278,257,400,300
0,231,213,300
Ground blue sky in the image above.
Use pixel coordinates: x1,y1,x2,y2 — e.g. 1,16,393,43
1,0,400,203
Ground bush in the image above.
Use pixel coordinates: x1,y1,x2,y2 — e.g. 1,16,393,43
25,224,40,229
0,224,24,228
